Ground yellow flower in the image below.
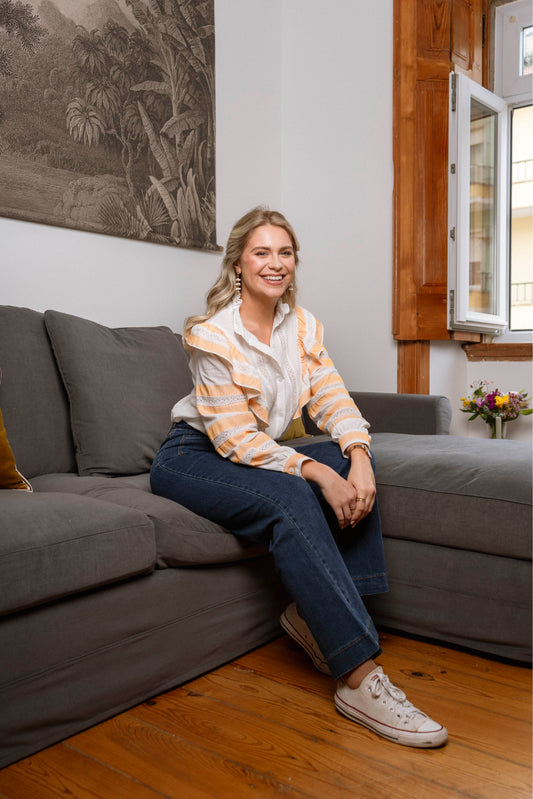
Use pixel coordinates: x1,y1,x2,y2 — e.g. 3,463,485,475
495,395,508,406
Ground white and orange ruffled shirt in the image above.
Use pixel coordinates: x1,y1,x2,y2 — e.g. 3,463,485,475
171,300,370,477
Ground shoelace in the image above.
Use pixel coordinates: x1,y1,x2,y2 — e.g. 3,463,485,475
370,673,425,721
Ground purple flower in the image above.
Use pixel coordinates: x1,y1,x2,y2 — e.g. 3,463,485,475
486,392,498,410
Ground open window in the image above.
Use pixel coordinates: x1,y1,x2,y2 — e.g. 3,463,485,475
447,71,509,335
448,0,533,338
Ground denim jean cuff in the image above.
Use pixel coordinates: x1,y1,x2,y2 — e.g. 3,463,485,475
328,629,382,680
353,574,389,597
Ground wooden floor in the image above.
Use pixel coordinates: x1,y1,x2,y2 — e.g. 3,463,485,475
0,631,531,798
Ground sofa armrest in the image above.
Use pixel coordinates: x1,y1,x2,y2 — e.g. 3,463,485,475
349,392,451,435
303,392,451,437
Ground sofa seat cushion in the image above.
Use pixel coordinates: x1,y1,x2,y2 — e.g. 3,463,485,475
31,473,266,567
371,434,532,560
0,492,156,616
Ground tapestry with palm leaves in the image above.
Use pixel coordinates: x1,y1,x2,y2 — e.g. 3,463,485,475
0,0,217,250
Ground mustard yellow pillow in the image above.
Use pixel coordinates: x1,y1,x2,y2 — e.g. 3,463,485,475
280,417,309,442
0,405,32,491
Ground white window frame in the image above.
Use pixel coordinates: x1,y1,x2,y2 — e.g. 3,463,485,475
495,0,532,103
447,71,510,334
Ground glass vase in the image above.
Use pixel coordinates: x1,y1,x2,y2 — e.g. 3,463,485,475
489,417,506,439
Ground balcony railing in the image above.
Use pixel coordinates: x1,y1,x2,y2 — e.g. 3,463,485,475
511,282,533,305
512,159,533,183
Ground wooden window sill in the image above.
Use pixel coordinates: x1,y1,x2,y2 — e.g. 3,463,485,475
462,343,533,361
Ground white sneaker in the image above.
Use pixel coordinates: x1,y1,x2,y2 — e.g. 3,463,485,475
280,603,331,675
335,666,448,748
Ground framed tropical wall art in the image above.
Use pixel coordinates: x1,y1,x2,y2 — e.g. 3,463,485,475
0,0,217,250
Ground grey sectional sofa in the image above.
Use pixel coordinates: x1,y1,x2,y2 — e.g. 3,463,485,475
0,305,531,768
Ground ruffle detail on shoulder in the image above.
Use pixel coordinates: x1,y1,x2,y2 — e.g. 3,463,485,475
295,306,324,362
186,322,269,427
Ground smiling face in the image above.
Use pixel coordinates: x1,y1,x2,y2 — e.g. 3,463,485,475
235,224,296,310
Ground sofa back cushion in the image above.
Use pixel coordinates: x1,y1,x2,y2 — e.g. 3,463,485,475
44,310,192,475
0,306,77,478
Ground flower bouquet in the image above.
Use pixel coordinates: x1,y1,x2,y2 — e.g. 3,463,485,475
460,380,532,438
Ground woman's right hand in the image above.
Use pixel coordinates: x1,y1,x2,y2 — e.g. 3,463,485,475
301,460,358,529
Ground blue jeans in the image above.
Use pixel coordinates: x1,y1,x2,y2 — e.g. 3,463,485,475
150,422,388,678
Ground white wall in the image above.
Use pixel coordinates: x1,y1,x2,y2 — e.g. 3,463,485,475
280,1,396,392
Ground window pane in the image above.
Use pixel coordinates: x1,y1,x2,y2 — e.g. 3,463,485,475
510,104,533,330
521,25,533,75
469,99,497,315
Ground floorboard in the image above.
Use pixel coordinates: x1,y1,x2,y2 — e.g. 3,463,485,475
0,632,530,799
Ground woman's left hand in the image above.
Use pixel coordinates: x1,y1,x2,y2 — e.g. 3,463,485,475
346,447,376,527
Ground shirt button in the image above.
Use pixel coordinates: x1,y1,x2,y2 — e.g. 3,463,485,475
288,467,295,474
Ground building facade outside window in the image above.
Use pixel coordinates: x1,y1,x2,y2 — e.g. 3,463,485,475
496,0,533,333
509,102,533,330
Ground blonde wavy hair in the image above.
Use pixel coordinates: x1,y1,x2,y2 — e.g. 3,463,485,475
184,207,300,340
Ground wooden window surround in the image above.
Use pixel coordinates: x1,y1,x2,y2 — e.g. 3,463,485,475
392,0,530,392
462,342,533,360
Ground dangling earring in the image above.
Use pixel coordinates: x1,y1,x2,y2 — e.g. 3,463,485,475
288,282,294,292
234,271,241,298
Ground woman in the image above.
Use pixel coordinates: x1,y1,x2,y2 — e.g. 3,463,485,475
150,208,447,748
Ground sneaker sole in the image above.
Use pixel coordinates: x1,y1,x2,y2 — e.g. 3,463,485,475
334,692,448,748
280,610,331,676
